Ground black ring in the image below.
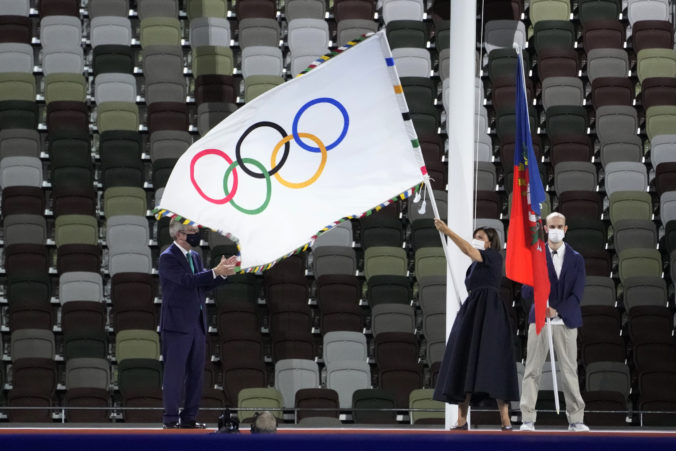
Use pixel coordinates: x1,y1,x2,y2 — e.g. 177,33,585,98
235,121,290,179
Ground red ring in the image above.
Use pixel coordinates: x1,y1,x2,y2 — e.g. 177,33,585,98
190,149,239,204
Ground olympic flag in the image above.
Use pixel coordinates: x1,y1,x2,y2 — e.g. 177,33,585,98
156,31,428,271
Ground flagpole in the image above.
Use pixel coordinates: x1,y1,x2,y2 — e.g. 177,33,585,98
424,176,463,308
514,43,561,415
545,315,560,414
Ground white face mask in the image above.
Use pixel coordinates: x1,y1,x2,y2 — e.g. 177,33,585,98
471,238,486,250
548,228,565,243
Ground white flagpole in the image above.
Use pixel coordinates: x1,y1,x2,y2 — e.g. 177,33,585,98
514,43,561,415
545,313,561,414
425,177,464,309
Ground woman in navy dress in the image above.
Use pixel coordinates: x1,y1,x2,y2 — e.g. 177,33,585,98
432,219,519,430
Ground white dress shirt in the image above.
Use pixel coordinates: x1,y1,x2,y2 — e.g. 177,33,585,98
548,244,565,325
173,241,223,279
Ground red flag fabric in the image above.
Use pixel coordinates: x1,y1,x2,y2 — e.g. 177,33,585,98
505,52,551,334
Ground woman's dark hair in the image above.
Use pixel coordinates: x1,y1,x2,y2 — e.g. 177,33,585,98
473,227,501,250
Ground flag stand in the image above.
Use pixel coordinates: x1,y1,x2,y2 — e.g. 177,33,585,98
514,42,561,416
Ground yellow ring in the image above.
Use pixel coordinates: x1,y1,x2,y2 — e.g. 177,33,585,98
271,132,327,189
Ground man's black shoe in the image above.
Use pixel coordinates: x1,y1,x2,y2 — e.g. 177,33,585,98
163,422,179,429
179,421,207,429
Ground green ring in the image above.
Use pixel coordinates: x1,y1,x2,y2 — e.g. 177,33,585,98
223,157,272,215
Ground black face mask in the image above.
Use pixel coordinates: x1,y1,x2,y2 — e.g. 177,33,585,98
185,232,201,247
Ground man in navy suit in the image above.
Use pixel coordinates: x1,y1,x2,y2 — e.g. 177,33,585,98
519,212,589,432
159,218,237,429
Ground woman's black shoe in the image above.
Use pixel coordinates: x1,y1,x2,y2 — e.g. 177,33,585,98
450,422,468,430
501,425,513,431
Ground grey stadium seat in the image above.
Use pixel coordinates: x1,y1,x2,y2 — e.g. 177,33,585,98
109,247,153,276
285,0,325,21
392,47,431,78
581,276,616,307
322,331,368,364
382,0,425,24
484,20,527,56
149,130,192,161
0,156,43,188
0,43,34,73
336,19,379,47
541,76,584,110
2,214,47,246
190,17,231,47
237,18,280,49
10,329,56,360
0,129,40,159
275,359,320,408
137,0,179,20
371,303,416,336
65,358,111,390
287,18,330,55
88,0,130,18
241,46,284,78
59,272,104,304
623,276,668,311
42,47,85,75
599,135,643,168
40,16,82,50
94,73,137,104
650,135,676,168
407,190,447,222
595,105,638,143
586,48,629,83
312,221,353,249
554,161,598,194
604,162,647,196
326,360,372,408
106,215,150,252
0,0,29,15
196,102,238,136
311,246,357,277
90,16,133,48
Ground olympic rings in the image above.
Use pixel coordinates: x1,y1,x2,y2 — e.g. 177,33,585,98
223,157,272,215
271,133,327,189
189,97,350,215
292,97,349,153
190,149,239,204
236,121,290,179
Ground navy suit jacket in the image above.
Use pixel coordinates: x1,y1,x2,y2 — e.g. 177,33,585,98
522,242,586,329
159,243,228,333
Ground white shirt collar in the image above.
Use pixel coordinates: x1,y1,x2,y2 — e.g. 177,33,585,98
174,241,190,257
549,243,565,258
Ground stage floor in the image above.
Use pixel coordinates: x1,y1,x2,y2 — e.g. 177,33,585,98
1,424,676,435
1,425,676,451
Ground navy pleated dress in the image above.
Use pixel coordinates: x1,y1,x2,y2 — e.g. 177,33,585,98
433,248,519,404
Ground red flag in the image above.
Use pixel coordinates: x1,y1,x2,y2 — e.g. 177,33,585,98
505,52,550,334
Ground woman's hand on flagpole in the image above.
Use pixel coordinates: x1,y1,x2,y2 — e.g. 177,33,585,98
434,219,483,262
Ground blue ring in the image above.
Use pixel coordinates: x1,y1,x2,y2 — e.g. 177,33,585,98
292,97,349,153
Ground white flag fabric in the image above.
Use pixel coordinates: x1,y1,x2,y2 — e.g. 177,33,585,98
156,30,427,271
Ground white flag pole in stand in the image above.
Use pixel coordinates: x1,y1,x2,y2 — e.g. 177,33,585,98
514,43,561,416
545,311,561,415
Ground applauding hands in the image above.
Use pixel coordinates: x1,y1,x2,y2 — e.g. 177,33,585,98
213,255,238,277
